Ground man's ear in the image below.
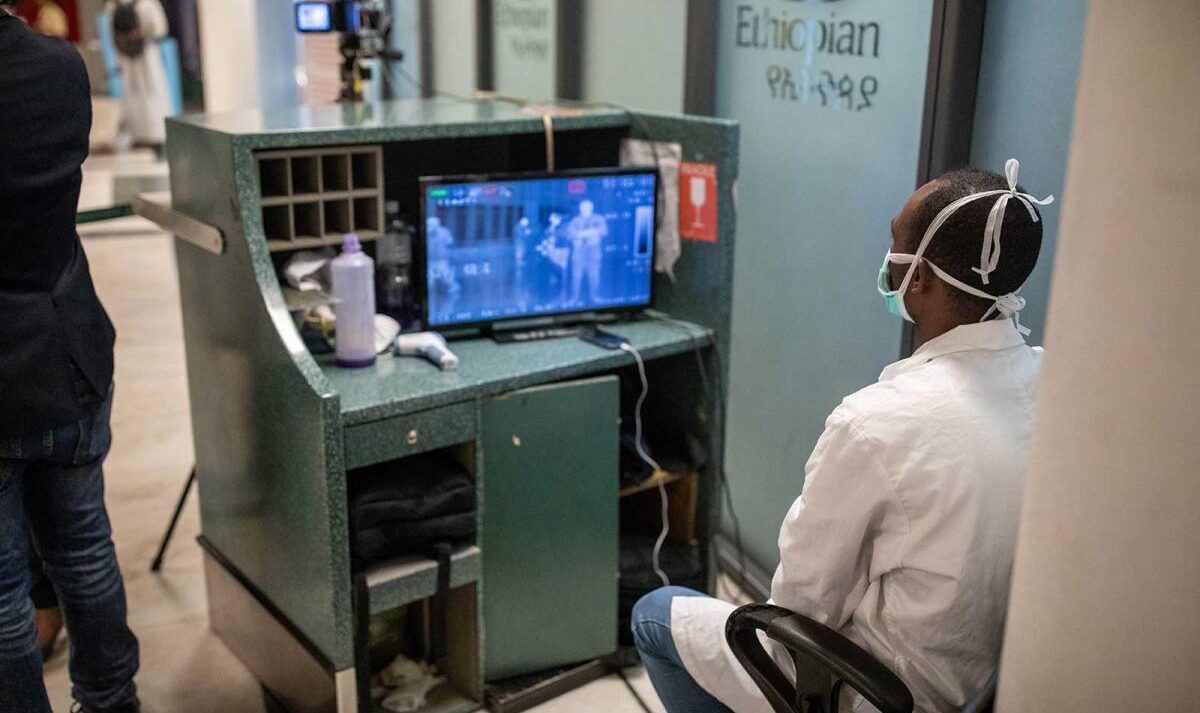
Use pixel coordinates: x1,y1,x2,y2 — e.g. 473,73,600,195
910,257,931,292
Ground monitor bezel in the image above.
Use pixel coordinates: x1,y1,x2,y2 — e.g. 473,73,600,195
418,166,660,332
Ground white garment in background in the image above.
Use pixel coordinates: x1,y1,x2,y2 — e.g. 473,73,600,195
673,320,1042,713
108,0,171,145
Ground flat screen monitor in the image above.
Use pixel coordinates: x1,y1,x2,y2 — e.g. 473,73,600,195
295,2,333,33
420,168,658,330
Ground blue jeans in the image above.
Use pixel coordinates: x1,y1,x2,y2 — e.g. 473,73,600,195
0,387,139,712
632,587,733,713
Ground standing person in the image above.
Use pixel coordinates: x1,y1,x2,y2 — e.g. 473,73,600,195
107,0,171,155
0,4,141,712
13,0,69,37
565,200,608,304
633,161,1052,713
426,216,461,294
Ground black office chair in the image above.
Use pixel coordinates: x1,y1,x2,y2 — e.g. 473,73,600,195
725,604,998,713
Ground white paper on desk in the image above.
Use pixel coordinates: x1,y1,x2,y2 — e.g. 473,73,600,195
621,138,682,280
283,248,335,292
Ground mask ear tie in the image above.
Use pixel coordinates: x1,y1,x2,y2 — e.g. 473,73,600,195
992,292,1031,336
971,159,1056,287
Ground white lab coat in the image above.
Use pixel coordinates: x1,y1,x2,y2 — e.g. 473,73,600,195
673,320,1042,713
108,0,171,145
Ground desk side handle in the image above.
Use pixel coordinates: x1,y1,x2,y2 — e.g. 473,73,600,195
132,192,225,256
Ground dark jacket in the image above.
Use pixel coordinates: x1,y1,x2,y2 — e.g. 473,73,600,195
0,12,116,438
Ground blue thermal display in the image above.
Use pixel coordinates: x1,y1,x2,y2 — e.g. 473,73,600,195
424,172,657,328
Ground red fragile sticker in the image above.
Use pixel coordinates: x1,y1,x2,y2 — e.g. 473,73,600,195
680,162,718,242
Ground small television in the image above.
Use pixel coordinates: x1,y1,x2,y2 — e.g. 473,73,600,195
419,168,659,331
294,1,334,32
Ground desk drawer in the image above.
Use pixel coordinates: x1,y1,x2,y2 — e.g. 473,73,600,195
343,401,478,470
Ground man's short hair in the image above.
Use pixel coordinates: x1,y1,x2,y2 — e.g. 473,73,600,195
910,169,1044,311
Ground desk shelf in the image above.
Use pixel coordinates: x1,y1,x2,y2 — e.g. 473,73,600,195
365,545,481,615
371,683,478,713
322,320,714,426
620,470,691,498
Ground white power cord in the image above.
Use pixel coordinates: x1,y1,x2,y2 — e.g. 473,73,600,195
620,342,671,587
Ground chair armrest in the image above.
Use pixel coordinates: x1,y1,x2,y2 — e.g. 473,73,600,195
726,604,914,713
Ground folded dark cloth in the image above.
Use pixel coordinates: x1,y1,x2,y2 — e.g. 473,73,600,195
349,452,477,532
348,451,477,569
352,511,477,570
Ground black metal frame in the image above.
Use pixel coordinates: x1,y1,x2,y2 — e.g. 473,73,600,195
149,466,196,572
476,0,494,91
555,0,582,100
903,0,989,357
684,0,719,116
416,0,435,98
473,0,581,99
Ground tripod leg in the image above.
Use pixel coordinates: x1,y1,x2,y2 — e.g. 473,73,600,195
150,467,197,572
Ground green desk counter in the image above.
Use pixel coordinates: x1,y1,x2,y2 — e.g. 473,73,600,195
164,98,738,713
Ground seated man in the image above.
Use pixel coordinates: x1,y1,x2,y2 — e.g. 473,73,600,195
633,162,1053,713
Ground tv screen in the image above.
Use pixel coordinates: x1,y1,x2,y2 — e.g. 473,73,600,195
421,169,658,329
295,2,333,33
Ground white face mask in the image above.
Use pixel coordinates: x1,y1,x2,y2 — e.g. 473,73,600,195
877,158,1054,335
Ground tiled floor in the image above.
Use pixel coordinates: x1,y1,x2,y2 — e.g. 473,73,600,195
41,157,679,711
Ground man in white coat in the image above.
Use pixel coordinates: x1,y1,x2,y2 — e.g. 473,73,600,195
632,161,1053,713
107,0,171,152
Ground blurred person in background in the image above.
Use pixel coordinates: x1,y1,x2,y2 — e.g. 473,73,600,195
107,0,171,156
11,0,71,38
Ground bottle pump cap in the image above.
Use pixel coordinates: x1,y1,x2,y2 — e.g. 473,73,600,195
342,233,362,253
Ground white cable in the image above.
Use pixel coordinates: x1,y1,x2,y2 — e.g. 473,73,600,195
621,342,671,587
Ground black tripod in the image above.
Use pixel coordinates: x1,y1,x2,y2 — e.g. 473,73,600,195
149,466,196,572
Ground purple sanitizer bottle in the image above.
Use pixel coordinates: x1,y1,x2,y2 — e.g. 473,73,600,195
331,233,377,368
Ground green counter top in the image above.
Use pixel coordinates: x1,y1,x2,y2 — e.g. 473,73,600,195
171,97,632,149
322,319,712,425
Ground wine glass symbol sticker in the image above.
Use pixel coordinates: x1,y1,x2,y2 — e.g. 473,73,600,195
689,176,708,229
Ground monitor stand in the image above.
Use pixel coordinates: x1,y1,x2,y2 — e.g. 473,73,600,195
490,325,585,344
488,312,622,344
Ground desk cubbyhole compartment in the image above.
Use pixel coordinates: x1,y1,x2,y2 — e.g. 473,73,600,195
261,204,292,243
292,201,322,240
352,150,381,190
367,584,481,712
322,153,351,192
291,155,321,195
354,196,381,235
348,442,479,592
258,157,290,198
323,199,352,237
615,350,711,546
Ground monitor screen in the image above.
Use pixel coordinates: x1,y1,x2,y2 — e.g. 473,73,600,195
422,169,658,329
295,2,333,32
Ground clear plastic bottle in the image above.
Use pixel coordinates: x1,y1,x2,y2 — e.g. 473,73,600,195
376,201,417,329
331,233,377,368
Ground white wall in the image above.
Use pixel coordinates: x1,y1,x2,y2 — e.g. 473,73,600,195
970,0,1089,345
198,0,300,113
198,0,260,113
580,0,687,112
997,0,1200,710
430,0,478,97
